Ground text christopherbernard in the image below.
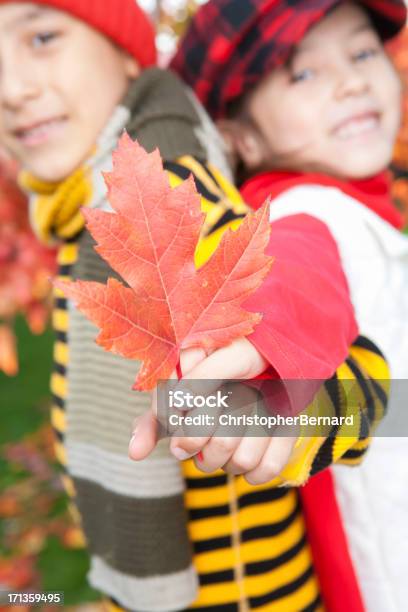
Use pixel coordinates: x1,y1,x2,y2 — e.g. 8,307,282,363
168,413,354,428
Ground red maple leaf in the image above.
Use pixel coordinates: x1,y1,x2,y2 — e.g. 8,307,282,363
55,134,273,390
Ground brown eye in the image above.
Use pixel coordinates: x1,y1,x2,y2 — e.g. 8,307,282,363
290,68,315,84
353,48,378,62
31,31,58,48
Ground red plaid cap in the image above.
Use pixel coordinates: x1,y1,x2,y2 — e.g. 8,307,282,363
171,0,407,118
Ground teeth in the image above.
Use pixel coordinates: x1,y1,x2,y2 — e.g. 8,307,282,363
336,117,379,140
20,119,60,139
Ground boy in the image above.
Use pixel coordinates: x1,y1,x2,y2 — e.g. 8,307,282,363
172,1,408,610
0,1,392,611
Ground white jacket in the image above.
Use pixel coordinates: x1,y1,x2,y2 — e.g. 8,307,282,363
268,184,408,612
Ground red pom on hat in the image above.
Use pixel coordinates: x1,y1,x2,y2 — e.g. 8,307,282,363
0,0,157,67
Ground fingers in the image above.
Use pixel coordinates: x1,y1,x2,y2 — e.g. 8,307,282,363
143,347,210,461
221,436,270,475
164,339,267,463
168,375,262,465
171,432,296,483
189,384,264,472
150,347,208,417
243,436,297,485
183,338,268,383
170,434,210,460
128,409,158,461
179,347,207,376
196,437,241,473
146,340,268,466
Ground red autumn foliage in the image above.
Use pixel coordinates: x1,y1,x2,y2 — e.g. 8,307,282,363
389,28,408,227
0,424,87,598
0,158,57,375
56,134,273,390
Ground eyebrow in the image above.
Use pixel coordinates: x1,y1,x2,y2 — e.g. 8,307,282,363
350,21,375,36
294,20,375,56
3,7,56,31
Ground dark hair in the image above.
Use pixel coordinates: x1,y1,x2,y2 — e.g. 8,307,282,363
225,89,260,186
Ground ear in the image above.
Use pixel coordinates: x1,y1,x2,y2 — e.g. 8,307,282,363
217,118,265,173
216,119,239,171
122,53,140,80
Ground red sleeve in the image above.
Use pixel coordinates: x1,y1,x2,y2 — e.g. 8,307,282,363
243,213,358,393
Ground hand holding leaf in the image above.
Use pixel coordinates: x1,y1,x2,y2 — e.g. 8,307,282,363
55,134,273,391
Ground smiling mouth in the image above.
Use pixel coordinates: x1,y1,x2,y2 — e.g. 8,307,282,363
333,112,381,140
13,117,68,147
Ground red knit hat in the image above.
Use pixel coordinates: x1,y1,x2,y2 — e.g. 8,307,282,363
0,0,157,67
171,0,407,119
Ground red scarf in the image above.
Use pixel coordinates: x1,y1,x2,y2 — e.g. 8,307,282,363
241,170,402,612
241,170,404,230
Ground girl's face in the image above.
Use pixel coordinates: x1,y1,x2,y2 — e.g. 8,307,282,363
0,3,139,182
231,3,403,180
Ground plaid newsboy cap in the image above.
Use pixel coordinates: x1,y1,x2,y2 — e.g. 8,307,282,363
171,0,407,119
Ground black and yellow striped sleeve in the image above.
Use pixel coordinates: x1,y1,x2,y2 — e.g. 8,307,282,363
248,338,389,488
263,335,389,487
307,337,388,471
330,336,389,468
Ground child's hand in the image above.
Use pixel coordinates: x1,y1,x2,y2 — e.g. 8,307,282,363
128,338,298,484
176,429,297,485
128,345,207,461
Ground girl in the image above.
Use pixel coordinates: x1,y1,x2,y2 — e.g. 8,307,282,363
172,1,408,610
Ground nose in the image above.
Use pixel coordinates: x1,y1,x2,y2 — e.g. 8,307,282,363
334,59,370,100
0,51,40,110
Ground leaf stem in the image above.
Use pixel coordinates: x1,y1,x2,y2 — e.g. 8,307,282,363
176,360,182,380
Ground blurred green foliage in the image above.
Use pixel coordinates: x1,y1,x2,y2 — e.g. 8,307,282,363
0,317,101,605
0,316,53,443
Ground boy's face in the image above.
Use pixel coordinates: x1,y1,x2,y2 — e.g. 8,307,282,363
0,3,139,182
231,3,402,180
